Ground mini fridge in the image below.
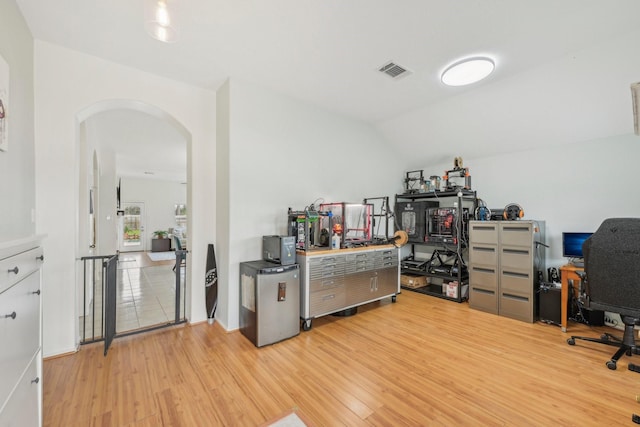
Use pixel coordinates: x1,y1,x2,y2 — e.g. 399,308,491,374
239,260,300,347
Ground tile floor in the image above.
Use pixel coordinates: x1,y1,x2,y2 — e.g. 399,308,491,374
80,251,185,342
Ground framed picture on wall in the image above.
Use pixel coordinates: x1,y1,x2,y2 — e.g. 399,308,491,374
0,53,8,152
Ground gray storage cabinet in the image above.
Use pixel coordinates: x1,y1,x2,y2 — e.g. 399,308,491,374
298,245,399,331
469,221,545,322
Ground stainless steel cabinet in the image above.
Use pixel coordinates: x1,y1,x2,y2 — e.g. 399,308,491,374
299,246,399,330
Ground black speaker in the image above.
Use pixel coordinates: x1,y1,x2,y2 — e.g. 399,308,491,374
548,267,559,283
539,286,561,325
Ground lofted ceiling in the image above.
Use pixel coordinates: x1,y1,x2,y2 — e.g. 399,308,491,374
15,0,640,175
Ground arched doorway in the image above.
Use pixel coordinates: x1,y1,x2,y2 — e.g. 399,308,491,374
75,100,192,343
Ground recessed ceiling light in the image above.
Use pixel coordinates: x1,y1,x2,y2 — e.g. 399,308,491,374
441,57,495,86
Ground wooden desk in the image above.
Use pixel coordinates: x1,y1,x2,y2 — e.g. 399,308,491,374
559,264,583,332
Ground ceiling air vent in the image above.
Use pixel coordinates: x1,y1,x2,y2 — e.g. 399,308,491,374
378,61,412,80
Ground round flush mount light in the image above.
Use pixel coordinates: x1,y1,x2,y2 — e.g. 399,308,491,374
441,57,495,86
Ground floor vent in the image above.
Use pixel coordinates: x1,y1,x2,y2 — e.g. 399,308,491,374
378,61,412,79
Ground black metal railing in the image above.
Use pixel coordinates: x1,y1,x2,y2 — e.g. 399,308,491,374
80,251,188,351
79,254,117,344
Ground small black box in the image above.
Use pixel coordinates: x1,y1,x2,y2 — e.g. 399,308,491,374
582,308,605,326
539,285,561,325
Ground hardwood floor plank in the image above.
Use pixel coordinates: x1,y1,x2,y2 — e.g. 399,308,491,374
44,291,640,426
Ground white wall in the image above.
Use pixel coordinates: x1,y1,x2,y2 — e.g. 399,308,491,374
421,133,640,273
216,79,405,331
0,0,35,241
34,41,216,357
120,177,187,250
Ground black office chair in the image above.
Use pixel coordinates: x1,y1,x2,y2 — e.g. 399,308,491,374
567,218,640,370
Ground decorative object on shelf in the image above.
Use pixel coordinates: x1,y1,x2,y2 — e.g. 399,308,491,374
153,230,168,239
0,53,9,152
503,203,524,220
391,230,409,247
403,170,425,194
443,157,471,191
475,198,492,221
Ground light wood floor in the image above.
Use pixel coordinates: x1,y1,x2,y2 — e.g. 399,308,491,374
44,290,640,426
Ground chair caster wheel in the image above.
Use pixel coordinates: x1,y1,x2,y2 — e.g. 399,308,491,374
606,360,617,370
567,338,575,345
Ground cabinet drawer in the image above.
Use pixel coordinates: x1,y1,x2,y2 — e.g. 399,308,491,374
469,244,497,266
377,254,398,268
0,247,43,295
470,222,498,244
309,287,346,317
309,255,345,267
0,271,41,408
500,269,531,295
0,353,40,426
469,287,498,314
500,223,533,247
309,276,343,293
308,256,345,279
500,247,532,269
500,292,532,322
345,259,375,274
469,265,497,291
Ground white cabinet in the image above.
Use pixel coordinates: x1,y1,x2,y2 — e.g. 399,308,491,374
299,245,399,330
0,238,44,427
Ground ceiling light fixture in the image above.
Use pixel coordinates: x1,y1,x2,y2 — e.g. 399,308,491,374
144,0,179,43
441,57,495,87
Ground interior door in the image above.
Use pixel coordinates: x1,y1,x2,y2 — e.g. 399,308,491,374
120,202,145,252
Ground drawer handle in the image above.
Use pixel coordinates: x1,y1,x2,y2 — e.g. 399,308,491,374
36,254,44,261
31,377,40,385
4,311,16,320
7,266,19,274
33,290,41,295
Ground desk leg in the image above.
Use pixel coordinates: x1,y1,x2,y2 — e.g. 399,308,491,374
561,276,569,332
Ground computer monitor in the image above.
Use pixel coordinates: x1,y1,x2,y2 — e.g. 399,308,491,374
562,232,593,259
